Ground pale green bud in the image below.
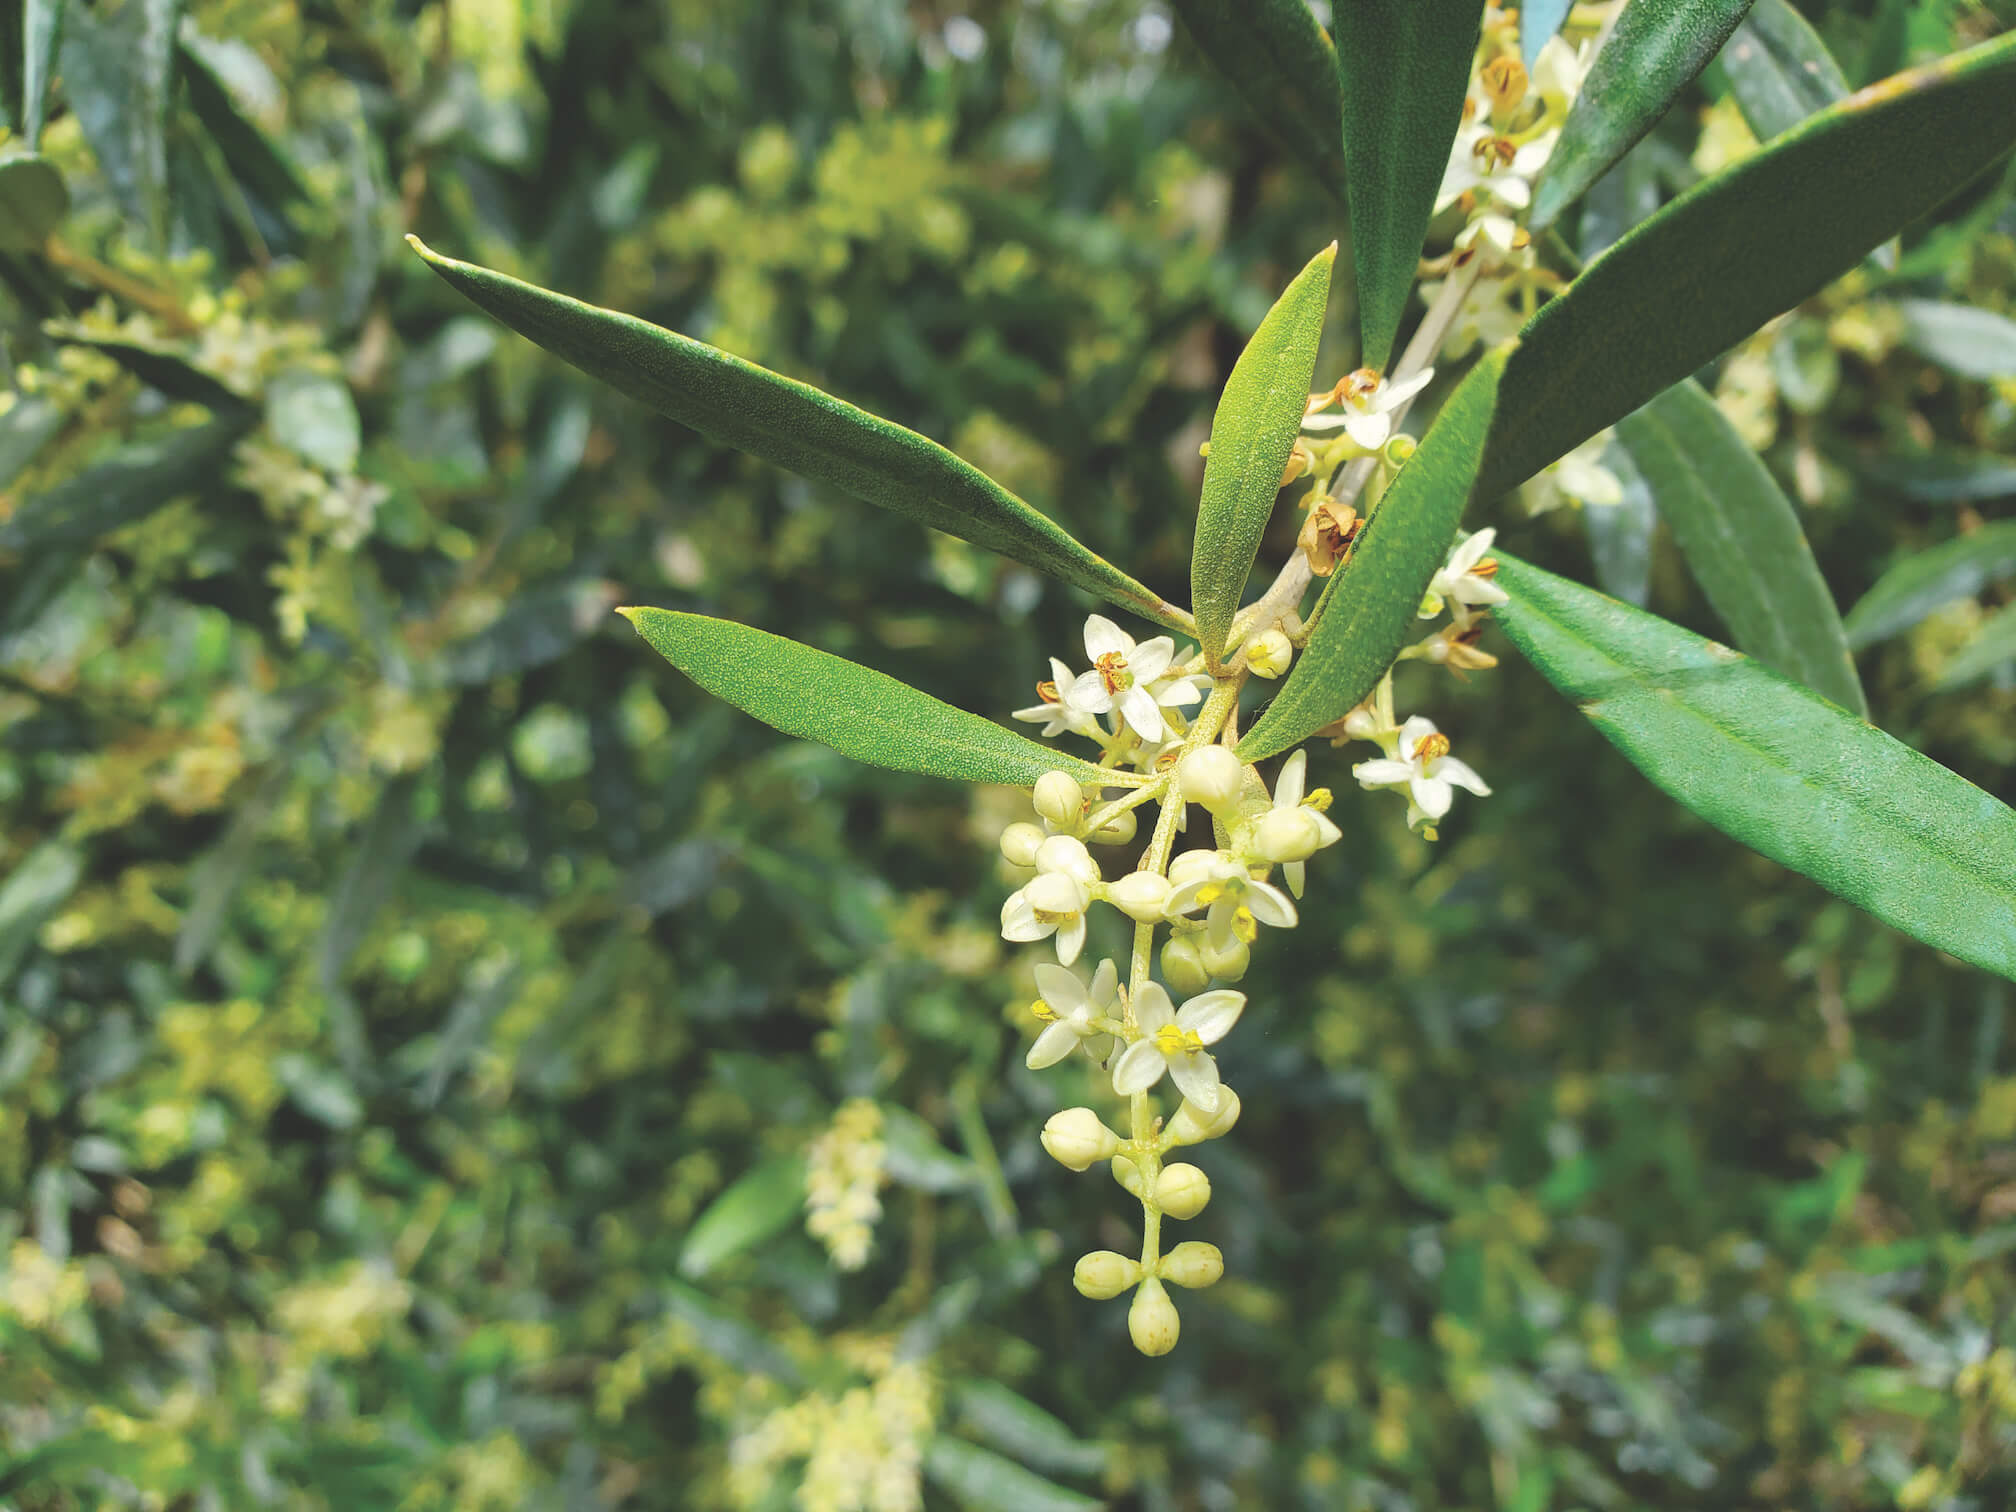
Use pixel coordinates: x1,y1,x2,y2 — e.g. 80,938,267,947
1155,1162,1211,1220
1243,628,1293,679
1200,934,1250,982
1106,871,1172,923
1129,1277,1181,1356
1034,833,1098,888
1167,1087,1242,1146
999,821,1045,868
1254,806,1324,863
1160,1241,1224,1289
1088,807,1138,845
1177,746,1243,810
1073,1249,1142,1299
1161,934,1211,996
1034,771,1085,828
1040,1108,1119,1171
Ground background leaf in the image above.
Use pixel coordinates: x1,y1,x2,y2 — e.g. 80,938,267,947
1616,379,1865,714
1191,242,1333,662
22,0,64,149
1334,0,1486,369
1842,522,2016,649
1717,0,1850,141
1934,603,2016,691
1895,298,2016,382
1847,447,2016,504
0,417,252,550
621,608,1120,789
1476,32,2016,503
922,1436,1102,1512
411,239,1183,632
1530,0,1756,233
1166,0,1346,197
1239,345,1509,763
1583,436,1657,606
1493,551,2016,984
0,154,68,250
1578,140,1663,263
677,1154,806,1279
57,0,180,246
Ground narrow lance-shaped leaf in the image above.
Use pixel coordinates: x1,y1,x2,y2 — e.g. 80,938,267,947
0,415,252,551
1583,436,1656,606
1239,344,1510,763
1936,604,2016,692
1717,0,1849,141
678,1155,806,1280
1192,243,1335,663
1476,32,2016,504
1842,522,2016,650
621,608,1125,790
1616,379,1866,714
408,239,1185,633
1334,0,1486,369
923,1437,1102,1512
1529,0,1757,232
1847,447,2016,505
22,0,65,149
1895,299,2016,383
1166,0,1346,198
1493,550,2016,985
0,155,67,251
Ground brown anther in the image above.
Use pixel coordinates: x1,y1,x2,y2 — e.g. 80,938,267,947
1413,732,1452,763
1471,134,1517,171
1510,227,1532,250
1469,556,1500,579
1095,651,1130,694
1341,368,1382,404
1035,679,1062,704
1480,56,1528,111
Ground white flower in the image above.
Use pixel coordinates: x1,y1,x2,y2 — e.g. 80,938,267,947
1303,367,1435,452
1027,958,1120,1069
1066,616,1187,743
1012,657,1104,739
1422,269,1529,359
1248,750,1342,899
1352,715,1490,827
1522,433,1625,515
1531,35,1597,108
1001,836,1101,962
1110,981,1245,1112
1421,527,1510,622
1163,848,1298,954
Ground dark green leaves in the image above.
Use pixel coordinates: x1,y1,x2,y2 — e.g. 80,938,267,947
1477,31,2016,502
410,239,1182,632
1616,380,1865,714
1192,243,1334,662
59,0,181,247
1493,552,2016,984
1239,345,1510,763
1334,0,1486,369
1166,0,1345,196
1718,0,1850,141
0,417,252,551
1842,522,2016,650
621,608,1122,789
1529,0,1757,232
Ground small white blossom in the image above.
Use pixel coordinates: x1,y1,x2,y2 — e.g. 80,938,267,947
1164,848,1298,953
1522,433,1625,515
1421,527,1510,623
1353,715,1490,827
1110,981,1245,1112
1064,616,1197,743
1001,871,1091,964
1026,958,1120,1069
1248,750,1342,898
1012,656,1104,739
1303,367,1435,452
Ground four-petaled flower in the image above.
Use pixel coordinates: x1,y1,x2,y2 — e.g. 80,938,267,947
1164,849,1298,953
1066,617,1198,744
1001,836,1099,964
1353,715,1490,827
1110,982,1246,1112
1012,657,1104,738
1249,750,1343,898
1421,527,1510,624
1027,958,1121,1069
1303,367,1435,453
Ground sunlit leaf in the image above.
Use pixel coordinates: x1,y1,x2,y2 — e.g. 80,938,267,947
1842,522,2016,649
678,1154,806,1279
1166,0,1346,196
22,0,65,148
265,370,362,473
1334,0,1485,368
1192,242,1334,662
58,0,181,246
950,1381,1109,1478
1895,299,2016,382
1494,551,2016,983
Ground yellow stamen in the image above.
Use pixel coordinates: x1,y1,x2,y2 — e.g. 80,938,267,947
1153,1024,1206,1057
1302,787,1334,814
1469,556,1500,579
1233,907,1258,945
1095,651,1131,694
1414,732,1452,763
1035,679,1061,704
1031,999,1059,1023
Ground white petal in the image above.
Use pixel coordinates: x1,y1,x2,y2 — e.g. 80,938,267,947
1117,688,1167,743
1130,637,1175,682
1343,410,1390,451
1353,758,1414,788
1132,982,1176,1035
1486,174,1532,209
1177,990,1245,1044
1079,1033,1116,1066
1432,755,1491,796
1397,715,1440,749
1083,615,1130,661
1033,962,1088,1013
1164,879,1210,917
1055,914,1086,966
1001,896,1052,943
1011,703,1058,724
1380,369,1434,410
1067,670,1114,714
1155,677,1204,707
1111,1040,1169,1097
1276,750,1306,809
1244,880,1298,929
1409,773,1454,819
1448,528,1495,575
1310,811,1343,845
1027,1021,1081,1069
1165,1051,1221,1113
1284,859,1306,898
1453,577,1511,607
1047,656,1077,685
1300,410,1352,432
1026,871,1087,914
1089,957,1120,1007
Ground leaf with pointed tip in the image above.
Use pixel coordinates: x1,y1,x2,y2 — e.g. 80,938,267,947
1493,551,2016,984
58,0,180,246
1530,0,1755,232
1718,0,1849,141
621,608,1123,790
1842,522,2016,650
1166,0,1345,197
409,239,1183,633
923,1437,1102,1512
0,153,66,249
1477,32,2016,504
1617,380,1865,714
1847,447,2016,505
1192,243,1334,662
1239,345,1510,763
1936,603,2016,691
677,1156,806,1279
45,323,250,410
22,0,65,149
0,416,252,551
1334,0,1486,369
1896,299,2016,382
1522,0,1574,67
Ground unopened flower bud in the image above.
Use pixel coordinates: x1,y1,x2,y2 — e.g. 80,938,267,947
1166,1087,1242,1146
1160,1241,1225,1290
1107,871,1172,923
1073,1250,1142,1299
1177,747,1243,811
1254,806,1325,864
1161,934,1211,996
1109,1153,1147,1198
1025,870,1087,917
1034,770,1085,829
1034,834,1098,888
999,821,1045,868
1200,934,1250,982
1342,706,1380,741
1129,1277,1181,1356
1168,848,1223,888
1041,1108,1119,1171
1088,807,1138,845
1155,1163,1212,1220
1243,629,1293,680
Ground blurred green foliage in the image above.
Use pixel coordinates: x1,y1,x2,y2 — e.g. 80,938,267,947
1,1,2014,1508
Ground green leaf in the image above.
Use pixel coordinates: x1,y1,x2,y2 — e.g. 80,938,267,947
678,1154,806,1279
1334,0,1485,369
1239,345,1510,763
621,608,1122,789
0,153,67,250
1166,0,1345,197
922,1437,1102,1512
1583,436,1656,606
439,578,620,686
1530,0,1757,233
1842,522,2016,650
45,323,250,411
0,416,251,551
1578,140,1663,263
1476,32,2016,504
1895,298,2016,382
1847,447,2016,505
1493,550,2016,984
408,238,1183,632
266,369,362,473
57,0,181,246
22,0,64,149
1616,380,1865,714
0,839,83,990
180,30,311,216
1935,603,2016,691
1521,0,1574,67
951,1380,1108,1478
1192,242,1334,662
879,1104,978,1195
1718,0,1849,142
